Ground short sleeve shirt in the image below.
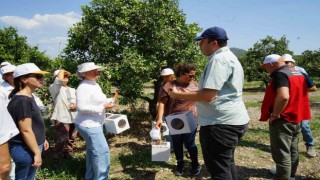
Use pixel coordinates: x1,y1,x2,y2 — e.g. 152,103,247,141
0,98,19,145
7,95,45,145
197,46,250,126
159,80,198,116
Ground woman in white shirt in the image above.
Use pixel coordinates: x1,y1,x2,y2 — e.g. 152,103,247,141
75,62,115,180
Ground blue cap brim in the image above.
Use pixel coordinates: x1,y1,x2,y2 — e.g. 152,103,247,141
193,36,204,41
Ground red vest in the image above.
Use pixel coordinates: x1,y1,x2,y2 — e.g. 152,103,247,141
260,66,311,123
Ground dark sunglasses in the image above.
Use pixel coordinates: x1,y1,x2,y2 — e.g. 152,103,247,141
28,74,44,80
185,73,195,79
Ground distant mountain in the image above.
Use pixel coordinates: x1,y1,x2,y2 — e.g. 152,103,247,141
230,47,247,58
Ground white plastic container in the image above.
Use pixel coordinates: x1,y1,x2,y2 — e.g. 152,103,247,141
104,113,130,134
151,141,171,162
165,110,197,135
151,121,169,136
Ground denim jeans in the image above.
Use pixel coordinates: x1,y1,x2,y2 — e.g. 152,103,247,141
171,128,199,167
301,120,314,147
9,143,44,180
269,118,300,179
76,125,110,180
200,124,248,180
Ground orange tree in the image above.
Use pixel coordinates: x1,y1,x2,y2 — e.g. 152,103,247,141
63,0,205,118
239,35,292,88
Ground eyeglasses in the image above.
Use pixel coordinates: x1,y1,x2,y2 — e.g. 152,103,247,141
185,74,195,79
28,74,44,80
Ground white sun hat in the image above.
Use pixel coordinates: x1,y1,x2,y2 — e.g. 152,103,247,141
13,63,49,78
77,62,104,73
160,68,174,76
1,61,11,67
282,54,295,63
0,64,16,76
53,69,71,78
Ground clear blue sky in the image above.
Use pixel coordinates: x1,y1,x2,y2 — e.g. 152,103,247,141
0,0,319,58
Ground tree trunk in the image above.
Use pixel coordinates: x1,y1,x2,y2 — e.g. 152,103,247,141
149,79,162,119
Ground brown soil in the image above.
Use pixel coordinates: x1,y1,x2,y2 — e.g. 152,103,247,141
107,91,320,180
44,91,320,180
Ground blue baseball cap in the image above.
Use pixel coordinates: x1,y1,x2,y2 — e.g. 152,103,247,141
194,27,229,41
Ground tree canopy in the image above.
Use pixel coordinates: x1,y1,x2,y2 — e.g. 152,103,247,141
239,35,292,87
296,49,320,78
64,0,205,118
0,26,53,70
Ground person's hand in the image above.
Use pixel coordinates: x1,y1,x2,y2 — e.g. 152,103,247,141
69,103,76,110
168,86,179,99
43,140,49,151
269,114,280,124
104,102,115,109
32,153,42,167
155,119,163,129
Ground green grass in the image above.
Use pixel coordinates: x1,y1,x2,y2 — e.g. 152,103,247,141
245,101,262,108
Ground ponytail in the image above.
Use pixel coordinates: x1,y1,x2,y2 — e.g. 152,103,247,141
9,77,25,99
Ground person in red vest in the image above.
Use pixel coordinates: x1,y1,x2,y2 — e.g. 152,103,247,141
260,54,311,179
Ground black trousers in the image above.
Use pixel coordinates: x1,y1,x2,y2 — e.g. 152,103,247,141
200,124,248,180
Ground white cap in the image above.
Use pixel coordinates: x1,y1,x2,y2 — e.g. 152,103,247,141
77,62,104,73
262,54,284,66
0,62,11,67
160,68,174,76
53,69,71,78
13,63,49,78
0,64,16,75
282,54,295,63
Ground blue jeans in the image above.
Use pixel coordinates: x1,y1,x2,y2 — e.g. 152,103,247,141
171,129,199,167
200,124,248,180
9,143,43,180
76,125,110,180
301,120,314,147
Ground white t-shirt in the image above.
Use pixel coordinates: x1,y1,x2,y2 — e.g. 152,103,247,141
75,80,107,128
0,98,19,145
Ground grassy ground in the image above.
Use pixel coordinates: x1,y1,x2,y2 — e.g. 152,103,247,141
35,86,320,180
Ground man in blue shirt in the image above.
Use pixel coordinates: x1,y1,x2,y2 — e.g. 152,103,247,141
169,27,250,179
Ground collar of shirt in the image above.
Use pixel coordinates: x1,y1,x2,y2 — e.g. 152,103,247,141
82,79,97,85
1,81,13,91
270,65,288,78
207,46,230,60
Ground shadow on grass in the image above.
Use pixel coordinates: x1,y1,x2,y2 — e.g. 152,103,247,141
238,128,271,153
40,153,86,179
115,142,175,179
238,166,318,180
237,166,272,179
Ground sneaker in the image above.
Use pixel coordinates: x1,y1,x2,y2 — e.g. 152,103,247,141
306,146,316,157
269,168,276,175
190,165,202,176
174,164,185,176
